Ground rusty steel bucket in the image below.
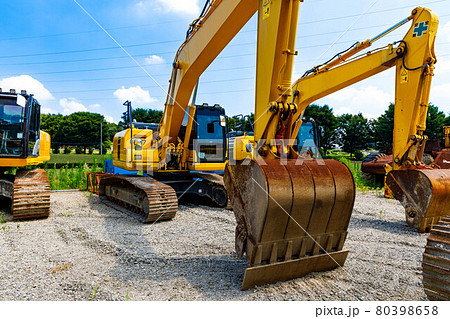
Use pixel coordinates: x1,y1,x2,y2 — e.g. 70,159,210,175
386,169,450,233
224,158,355,290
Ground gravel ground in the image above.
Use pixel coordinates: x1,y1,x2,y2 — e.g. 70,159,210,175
0,190,429,301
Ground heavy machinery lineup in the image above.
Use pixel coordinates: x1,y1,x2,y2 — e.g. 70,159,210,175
0,0,448,299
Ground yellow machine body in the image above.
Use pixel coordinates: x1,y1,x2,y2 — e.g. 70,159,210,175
0,130,50,168
113,125,225,173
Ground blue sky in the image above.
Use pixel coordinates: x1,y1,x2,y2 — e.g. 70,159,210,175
0,0,449,123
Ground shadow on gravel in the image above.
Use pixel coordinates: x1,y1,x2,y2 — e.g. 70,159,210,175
350,216,416,235
85,196,251,300
0,196,13,222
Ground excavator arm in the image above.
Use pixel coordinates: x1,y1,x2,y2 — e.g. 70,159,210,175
266,6,449,234
257,6,438,161
160,0,257,143
225,3,446,290
288,7,449,233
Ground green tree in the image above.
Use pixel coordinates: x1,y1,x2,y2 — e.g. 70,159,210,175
106,122,122,143
131,108,163,123
425,104,446,139
373,103,394,150
336,113,373,156
41,112,122,154
41,113,64,145
373,103,446,150
227,113,254,132
303,104,337,153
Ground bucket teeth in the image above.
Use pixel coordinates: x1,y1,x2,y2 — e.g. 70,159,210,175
224,158,355,289
99,175,178,223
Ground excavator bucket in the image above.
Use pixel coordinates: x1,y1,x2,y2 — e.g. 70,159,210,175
386,169,450,233
224,158,355,290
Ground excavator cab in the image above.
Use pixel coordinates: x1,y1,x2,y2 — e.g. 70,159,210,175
295,118,320,158
183,104,227,165
0,90,42,159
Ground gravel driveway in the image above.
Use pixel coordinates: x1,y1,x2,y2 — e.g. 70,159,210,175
0,190,429,300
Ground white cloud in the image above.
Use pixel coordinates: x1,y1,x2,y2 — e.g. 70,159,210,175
113,85,156,105
438,21,450,44
156,0,200,15
145,55,165,65
59,98,88,115
89,103,101,109
0,75,54,101
136,0,200,16
319,86,394,119
104,115,115,123
431,83,450,100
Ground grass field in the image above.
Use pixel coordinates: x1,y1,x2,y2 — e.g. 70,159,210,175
47,154,112,165
335,157,383,190
46,164,104,190
38,154,110,190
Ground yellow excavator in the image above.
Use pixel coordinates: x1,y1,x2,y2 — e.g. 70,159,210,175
100,98,228,222
103,0,449,290
0,89,51,219
98,0,237,221
223,2,449,289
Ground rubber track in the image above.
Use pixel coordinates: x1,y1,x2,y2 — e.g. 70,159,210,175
422,217,450,300
100,176,178,223
12,169,50,220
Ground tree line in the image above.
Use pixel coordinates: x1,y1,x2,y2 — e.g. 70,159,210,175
41,104,449,157
41,108,162,154
223,103,449,159
303,103,449,158
41,112,121,154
